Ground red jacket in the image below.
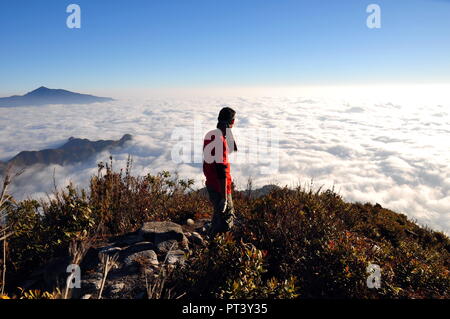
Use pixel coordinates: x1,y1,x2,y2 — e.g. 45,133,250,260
203,129,232,194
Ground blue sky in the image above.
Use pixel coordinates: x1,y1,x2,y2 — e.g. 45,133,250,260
1,0,449,95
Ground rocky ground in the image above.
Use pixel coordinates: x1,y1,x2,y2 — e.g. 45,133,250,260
77,219,209,299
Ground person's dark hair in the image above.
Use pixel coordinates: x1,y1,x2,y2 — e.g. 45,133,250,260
218,107,236,124
217,107,238,152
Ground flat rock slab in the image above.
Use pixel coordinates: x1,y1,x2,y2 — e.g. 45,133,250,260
139,221,188,248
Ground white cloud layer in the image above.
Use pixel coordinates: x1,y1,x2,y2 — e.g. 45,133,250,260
0,86,449,233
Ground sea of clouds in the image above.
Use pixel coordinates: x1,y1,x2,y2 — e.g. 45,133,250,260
0,86,449,233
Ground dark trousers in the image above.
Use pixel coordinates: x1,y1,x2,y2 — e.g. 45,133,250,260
207,186,236,236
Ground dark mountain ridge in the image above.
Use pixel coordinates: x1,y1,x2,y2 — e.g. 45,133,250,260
0,86,114,107
0,134,132,175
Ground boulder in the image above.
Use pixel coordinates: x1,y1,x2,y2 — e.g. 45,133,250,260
139,221,189,249
156,239,179,254
76,222,201,298
123,249,158,267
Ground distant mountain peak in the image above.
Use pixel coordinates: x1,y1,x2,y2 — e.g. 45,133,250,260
0,87,114,107
25,86,53,96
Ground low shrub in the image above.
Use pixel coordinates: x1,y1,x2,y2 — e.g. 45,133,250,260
170,233,298,299
1,159,448,299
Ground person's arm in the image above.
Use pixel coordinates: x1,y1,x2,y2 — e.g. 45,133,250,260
218,178,228,213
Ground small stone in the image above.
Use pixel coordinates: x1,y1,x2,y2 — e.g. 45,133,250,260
186,218,195,226
81,294,92,299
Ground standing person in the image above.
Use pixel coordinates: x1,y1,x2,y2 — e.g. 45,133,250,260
203,107,238,236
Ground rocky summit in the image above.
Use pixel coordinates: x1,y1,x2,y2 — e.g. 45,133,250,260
74,220,207,299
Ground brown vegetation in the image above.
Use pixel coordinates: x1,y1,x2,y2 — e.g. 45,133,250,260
0,157,448,299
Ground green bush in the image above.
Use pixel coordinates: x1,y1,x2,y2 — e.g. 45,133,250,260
6,183,95,278
232,186,449,298
170,233,298,299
